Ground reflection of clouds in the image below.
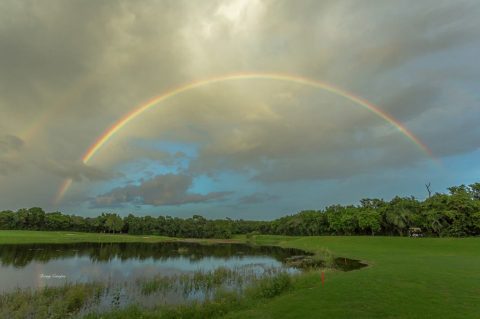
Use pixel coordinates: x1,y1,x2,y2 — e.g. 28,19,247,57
0,262,67,292
35,262,44,290
1,254,285,293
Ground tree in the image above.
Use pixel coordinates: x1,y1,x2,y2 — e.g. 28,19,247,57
357,209,381,235
0,210,14,229
104,213,124,234
383,197,418,236
469,183,480,200
26,207,46,230
1,180,479,238
45,212,70,230
340,206,358,235
425,182,432,198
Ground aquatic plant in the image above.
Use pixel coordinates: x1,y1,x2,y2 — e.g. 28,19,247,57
0,283,103,319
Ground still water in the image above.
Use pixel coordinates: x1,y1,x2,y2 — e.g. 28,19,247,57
0,242,305,293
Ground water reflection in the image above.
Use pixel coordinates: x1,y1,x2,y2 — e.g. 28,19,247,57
0,242,306,292
0,242,305,267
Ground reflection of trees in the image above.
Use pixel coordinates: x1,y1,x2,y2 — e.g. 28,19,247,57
0,243,307,268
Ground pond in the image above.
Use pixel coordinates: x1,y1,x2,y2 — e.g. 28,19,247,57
0,241,366,317
0,242,305,293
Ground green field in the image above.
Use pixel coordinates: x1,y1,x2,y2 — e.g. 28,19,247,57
1,231,479,318
228,235,480,319
0,230,171,244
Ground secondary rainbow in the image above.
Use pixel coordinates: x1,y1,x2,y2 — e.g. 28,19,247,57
54,72,436,204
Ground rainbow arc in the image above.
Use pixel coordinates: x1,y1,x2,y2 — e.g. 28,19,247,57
54,72,436,204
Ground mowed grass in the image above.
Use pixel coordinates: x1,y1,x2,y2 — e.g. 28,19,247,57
226,235,480,319
0,230,172,244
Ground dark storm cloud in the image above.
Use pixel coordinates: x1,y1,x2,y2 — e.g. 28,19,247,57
168,0,480,184
92,174,231,208
0,0,190,207
0,0,116,110
349,2,479,71
0,0,478,213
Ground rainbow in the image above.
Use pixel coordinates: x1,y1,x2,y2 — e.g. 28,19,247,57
54,72,436,204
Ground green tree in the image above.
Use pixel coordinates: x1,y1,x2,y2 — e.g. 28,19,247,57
357,208,381,235
104,213,124,234
0,210,15,229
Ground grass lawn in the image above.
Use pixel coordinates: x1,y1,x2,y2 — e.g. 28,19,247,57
0,230,172,244
226,235,480,319
0,231,479,318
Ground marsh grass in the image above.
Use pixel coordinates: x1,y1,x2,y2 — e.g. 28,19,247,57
177,247,189,254
0,283,103,319
0,265,294,319
283,247,367,272
284,247,334,270
83,272,295,319
316,247,335,268
137,265,288,297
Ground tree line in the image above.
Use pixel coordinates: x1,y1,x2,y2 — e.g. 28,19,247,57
1,182,479,238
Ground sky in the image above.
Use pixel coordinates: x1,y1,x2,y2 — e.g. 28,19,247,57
0,0,479,220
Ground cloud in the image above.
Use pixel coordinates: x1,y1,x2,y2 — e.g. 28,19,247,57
0,158,22,176
381,85,440,122
92,173,231,208
39,160,117,182
0,134,24,153
0,134,25,175
0,0,478,215
238,192,279,205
